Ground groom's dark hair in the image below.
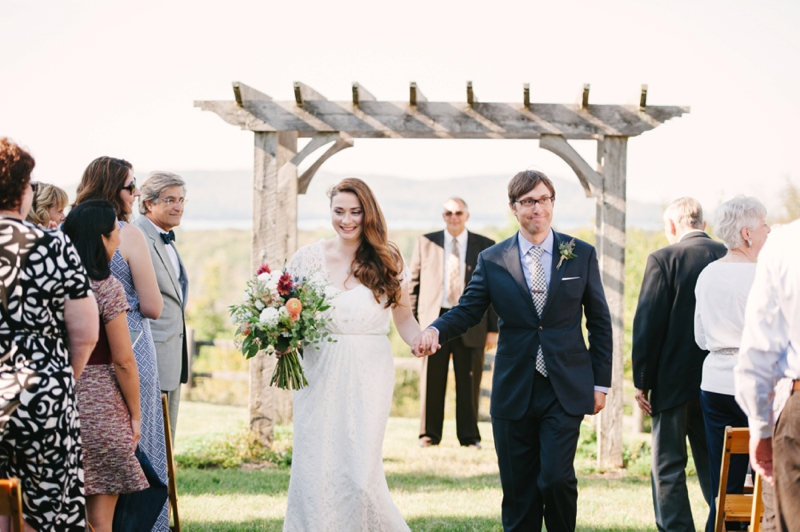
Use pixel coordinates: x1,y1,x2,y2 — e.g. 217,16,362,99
507,170,556,205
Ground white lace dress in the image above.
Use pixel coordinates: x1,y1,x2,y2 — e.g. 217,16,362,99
283,241,411,532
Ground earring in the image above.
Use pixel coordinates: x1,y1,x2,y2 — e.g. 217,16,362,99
747,238,752,247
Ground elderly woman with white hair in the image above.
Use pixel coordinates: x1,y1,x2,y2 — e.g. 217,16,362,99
694,195,770,532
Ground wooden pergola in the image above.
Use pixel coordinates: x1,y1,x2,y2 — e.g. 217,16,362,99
195,81,688,468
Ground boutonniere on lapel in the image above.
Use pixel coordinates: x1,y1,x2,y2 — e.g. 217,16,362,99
556,238,577,270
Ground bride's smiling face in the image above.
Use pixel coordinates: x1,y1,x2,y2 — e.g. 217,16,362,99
331,191,363,241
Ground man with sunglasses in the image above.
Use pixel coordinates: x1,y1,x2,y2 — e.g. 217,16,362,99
409,197,498,449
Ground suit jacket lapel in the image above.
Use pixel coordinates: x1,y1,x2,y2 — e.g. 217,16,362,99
502,232,538,316
141,218,183,302
465,231,479,282
541,230,566,318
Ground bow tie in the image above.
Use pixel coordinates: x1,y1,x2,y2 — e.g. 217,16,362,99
160,230,176,245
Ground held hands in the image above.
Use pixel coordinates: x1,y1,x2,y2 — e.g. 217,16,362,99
750,437,774,484
635,388,652,415
412,328,440,358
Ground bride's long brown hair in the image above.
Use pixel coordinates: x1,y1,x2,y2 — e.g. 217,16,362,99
330,178,404,308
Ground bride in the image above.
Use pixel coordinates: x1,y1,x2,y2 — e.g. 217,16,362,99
283,178,422,532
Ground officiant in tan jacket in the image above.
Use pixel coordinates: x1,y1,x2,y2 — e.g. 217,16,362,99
410,197,498,448
134,172,189,443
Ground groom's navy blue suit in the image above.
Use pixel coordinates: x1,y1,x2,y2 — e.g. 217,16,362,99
431,230,613,531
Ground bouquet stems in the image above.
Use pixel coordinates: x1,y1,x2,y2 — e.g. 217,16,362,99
270,348,309,390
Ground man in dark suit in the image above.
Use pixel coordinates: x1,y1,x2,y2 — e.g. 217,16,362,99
413,170,613,532
409,197,498,449
632,197,727,532
134,171,190,443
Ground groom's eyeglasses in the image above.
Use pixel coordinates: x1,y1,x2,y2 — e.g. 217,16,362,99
443,211,465,217
515,196,554,208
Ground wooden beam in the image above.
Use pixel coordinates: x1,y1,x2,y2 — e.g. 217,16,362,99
640,84,648,111
595,136,627,470
195,99,689,139
352,82,376,106
232,81,272,107
409,82,427,106
298,133,354,193
467,81,476,107
524,83,530,109
294,81,327,107
250,131,298,445
539,135,602,196
581,83,590,109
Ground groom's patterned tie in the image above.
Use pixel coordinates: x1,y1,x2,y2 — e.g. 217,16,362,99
447,239,462,307
529,246,548,377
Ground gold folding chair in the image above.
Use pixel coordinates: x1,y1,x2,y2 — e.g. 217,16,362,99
0,478,24,532
716,427,754,532
162,394,181,532
749,473,765,532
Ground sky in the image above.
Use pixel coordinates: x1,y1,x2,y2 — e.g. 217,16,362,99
2,0,799,218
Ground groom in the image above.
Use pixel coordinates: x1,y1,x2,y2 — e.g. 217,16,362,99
413,170,613,532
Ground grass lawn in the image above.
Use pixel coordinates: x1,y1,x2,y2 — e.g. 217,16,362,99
175,401,708,531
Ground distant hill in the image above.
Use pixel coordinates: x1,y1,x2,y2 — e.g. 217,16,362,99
164,170,664,231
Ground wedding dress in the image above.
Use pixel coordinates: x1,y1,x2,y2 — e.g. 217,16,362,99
283,241,411,532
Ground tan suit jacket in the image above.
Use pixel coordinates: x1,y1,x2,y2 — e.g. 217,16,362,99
409,230,497,348
134,215,189,391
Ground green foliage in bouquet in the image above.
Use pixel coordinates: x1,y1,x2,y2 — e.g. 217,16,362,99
229,263,335,389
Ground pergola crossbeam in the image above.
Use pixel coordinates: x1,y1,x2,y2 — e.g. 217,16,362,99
409,82,427,106
197,94,687,139
352,82,376,106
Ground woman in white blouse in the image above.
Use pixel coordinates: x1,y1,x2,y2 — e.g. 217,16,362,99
694,195,770,532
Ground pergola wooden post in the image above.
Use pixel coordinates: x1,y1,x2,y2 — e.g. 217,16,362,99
196,81,687,467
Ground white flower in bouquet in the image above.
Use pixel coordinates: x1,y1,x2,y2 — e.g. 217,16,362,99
278,306,290,319
265,345,275,355
242,292,250,302
259,307,280,327
257,271,272,283
255,300,265,311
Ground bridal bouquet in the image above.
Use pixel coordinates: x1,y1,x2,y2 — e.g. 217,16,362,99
229,263,334,390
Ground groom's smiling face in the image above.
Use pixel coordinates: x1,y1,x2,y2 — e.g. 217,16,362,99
511,182,554,241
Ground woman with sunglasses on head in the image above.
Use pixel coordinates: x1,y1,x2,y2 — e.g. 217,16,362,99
26,182,68,229
0,138,98,532
62,200,149,532
74,157,170,531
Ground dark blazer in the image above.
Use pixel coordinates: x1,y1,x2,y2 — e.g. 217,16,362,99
632,231,727,413
430,230,613,419
409,230,498,348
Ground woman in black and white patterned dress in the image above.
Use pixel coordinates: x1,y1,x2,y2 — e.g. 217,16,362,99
0,138,99,531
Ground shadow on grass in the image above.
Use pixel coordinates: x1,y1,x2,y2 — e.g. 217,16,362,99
177,467,290,496
182,518,283,532
177,467,500,496
387,471,501,492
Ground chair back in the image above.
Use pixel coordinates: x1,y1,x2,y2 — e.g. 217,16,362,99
715,427,757,532
0,478,24,532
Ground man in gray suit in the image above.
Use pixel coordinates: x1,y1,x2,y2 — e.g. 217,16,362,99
135,171,189,442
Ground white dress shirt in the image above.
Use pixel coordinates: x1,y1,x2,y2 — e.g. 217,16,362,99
441,229,468,309
735,219,800,439
145,216,183,302
518,229,554,290
694,262,757,395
